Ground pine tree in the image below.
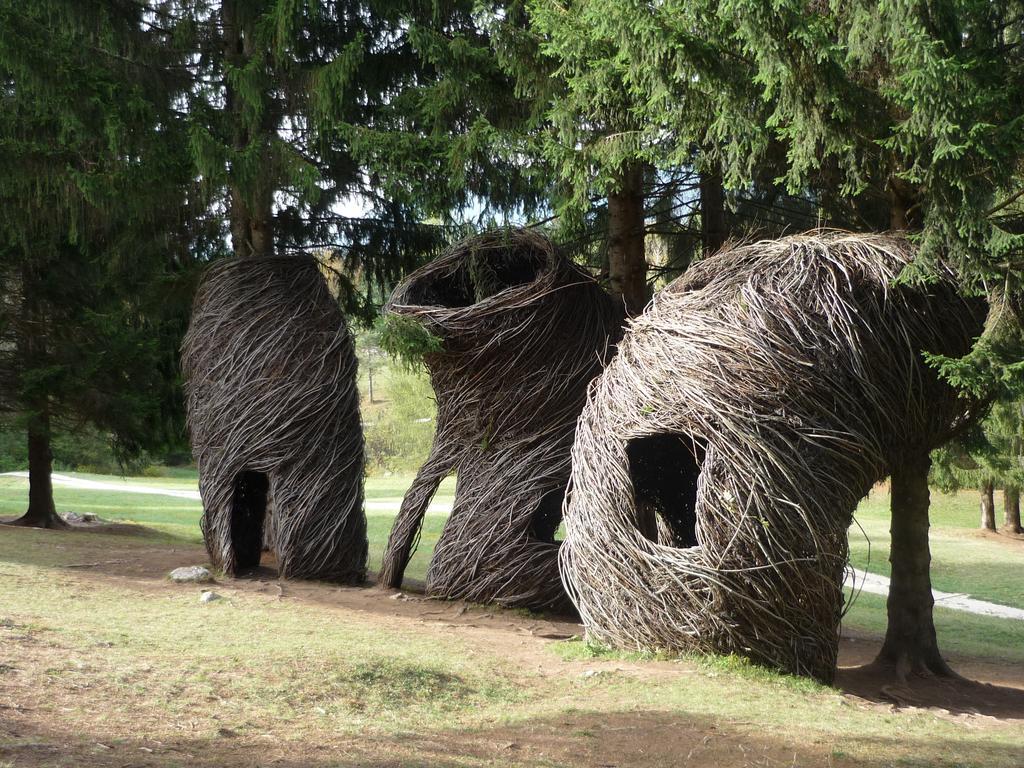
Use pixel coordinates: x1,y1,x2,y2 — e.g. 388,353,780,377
344,2,552,226
522,0,835,314
0,0,207,527
525,0,721,314
933,401,1024,534
170,0,548,316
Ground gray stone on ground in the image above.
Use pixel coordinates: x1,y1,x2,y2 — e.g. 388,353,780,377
199,590,222,604
169,566,213,584
64,511,100,524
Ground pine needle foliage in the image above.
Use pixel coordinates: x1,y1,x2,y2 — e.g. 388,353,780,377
0,0,206,477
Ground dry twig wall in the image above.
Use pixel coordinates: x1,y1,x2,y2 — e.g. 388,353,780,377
183,256,367,582
379,229,619,611
560,233,986,680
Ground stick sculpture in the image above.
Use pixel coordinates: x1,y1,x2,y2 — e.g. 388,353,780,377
379,229,619,611
183,255,367,582
559,232,986,680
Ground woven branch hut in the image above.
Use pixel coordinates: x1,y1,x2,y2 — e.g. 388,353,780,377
559,233,986,681
379,229,619,611
182,256,367,582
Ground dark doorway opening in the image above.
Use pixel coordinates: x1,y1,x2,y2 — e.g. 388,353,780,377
530,487,566,543
231,470,270,570
626,434,706,547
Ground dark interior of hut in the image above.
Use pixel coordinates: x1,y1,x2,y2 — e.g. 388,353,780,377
407,248,548,308
529,487,566,544
626,434,706,547
230,470,271,570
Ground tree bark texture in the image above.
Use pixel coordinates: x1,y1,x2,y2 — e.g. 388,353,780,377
889,177,918,232
874,452,954,680
6,264,64,529
7,409,65,529
607,162,649,317
1003,485,1022,534
980,478,996,531
223,0,274,259
699,166,727,255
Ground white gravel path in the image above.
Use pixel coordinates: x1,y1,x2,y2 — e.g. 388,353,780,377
0,471,453,513
844,567,1024,622
2,471,202,500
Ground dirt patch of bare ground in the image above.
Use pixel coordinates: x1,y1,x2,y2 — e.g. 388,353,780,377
0,710,849,768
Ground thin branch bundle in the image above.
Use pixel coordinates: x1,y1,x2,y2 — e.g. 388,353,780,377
379,229,619,611
560,232,986,680
182,255,367,582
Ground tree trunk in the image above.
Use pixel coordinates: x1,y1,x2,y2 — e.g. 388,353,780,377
1003,485,1022,534
890,194,909,231
223,0,274,260
6,409,65,529
223,0,248,258
889,176,918,232
7,262,64,529
699,166,727,255
876,182,950,681
873,452,954,680
607,161,649,317
980,479,996,530
245,184,274,259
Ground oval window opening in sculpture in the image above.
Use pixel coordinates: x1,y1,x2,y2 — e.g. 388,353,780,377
626,434,706,548
406,247,548,308
230,470,271,571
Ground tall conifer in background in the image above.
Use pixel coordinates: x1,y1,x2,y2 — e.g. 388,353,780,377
0,0,210,527
933,401,1024,533
343,2,552,226
171,0,553,316
524,0,832,314
174,0,445,307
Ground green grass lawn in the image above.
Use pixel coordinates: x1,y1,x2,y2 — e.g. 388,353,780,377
2,472,1023,766
0,476,203,542
842,591,1024,665
0,472,456,577
1,471,1022,666
364,473,456,500
850,486,1023,610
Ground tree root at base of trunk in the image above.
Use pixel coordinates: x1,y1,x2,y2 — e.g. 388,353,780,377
862,653,964,686
3,512,69,530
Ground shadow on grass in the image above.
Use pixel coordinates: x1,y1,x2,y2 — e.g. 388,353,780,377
836,664,1024,719
0,520,204,572
1,707,1022,768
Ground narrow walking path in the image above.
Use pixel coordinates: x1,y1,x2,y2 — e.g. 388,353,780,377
0,472,454,512
2,471,202,500
844,568,1024,622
